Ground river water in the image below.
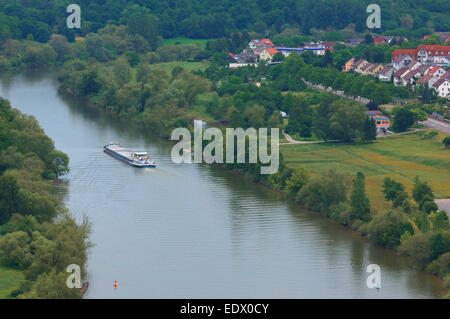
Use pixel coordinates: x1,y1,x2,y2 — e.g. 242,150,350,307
0,71,444,298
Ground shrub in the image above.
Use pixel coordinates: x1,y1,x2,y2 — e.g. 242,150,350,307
367,210,414,248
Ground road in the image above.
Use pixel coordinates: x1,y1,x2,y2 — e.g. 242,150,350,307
421,117,450,134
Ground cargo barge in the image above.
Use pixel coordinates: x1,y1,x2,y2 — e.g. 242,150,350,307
104,142,156,168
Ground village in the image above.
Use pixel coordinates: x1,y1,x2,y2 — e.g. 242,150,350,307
228,35,450,100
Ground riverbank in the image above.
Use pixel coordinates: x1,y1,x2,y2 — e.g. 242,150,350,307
60,83,449,298
1,71,446,298
0,96,92,298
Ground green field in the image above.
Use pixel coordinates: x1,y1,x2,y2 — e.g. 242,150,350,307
162,37,209,48
148,61,209,73
281,130,450,212
0,265,23,298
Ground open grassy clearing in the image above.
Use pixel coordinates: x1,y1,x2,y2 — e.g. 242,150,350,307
281,130,450,212
162,37,209,48
0,265,23,298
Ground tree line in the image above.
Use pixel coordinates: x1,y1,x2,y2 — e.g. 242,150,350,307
0,0,449,45
0,97,91,298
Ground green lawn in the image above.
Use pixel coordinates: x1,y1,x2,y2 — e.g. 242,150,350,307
0,265,24,298
162,37,209,48
281,130,450,212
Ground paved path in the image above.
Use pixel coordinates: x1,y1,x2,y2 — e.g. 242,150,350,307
282,131,343,145
421,117,450,135
282,132,327,144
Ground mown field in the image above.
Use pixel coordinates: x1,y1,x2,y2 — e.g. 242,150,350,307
281,130,450,213
162,37,209,48
0,265,23,298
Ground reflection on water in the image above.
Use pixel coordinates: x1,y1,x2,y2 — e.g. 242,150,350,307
0,71,444,298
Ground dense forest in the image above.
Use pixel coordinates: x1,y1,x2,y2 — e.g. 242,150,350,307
0,0,449,45
0,97,91,298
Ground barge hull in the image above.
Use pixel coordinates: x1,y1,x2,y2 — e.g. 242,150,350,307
104,146,156,168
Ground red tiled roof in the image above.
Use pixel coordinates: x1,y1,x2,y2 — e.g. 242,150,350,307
417,45,450,57
265,47,278,55
391,49,416,60
373,37,386,45
432,77,449,88
379,66,392,74
394,67,409,77
261,39,274,47
427,65,442,74
417,75,433,83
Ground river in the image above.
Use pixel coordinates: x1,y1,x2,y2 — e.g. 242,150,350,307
0,71,444,298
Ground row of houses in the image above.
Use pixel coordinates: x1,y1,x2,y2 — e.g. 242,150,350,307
345,35,408,47
391,45,450,67
344,45,450,99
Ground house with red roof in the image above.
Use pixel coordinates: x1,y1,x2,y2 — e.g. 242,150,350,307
261,39,274,48
392,54,414,71
259,48,279,61
417,74,438,88
432,78,450,98
391,49,417,61
426,65,446,79
378,66,394,81
373,37,387,46
343,57,355,72
393,68,410,86
416,45,450,65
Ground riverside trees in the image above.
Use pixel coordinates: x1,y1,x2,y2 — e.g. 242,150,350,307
0,98,90,298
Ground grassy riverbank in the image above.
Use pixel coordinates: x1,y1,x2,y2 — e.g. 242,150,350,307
0,265,24,298
281,130,450,213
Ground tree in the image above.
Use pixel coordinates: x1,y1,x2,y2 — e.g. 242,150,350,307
272,52,285,62
286,167,310,197
430,233,447,260
399,232,432,266
324,50,334,67
47,150,69,179
443,136,450,148
420,83,437,104
24,270,82,299
313,94,334,141
0,231,32,269
127,13,160,50
79,71,101,95
382,177,405,204
367,210,414,248
244,105,265,128
229,109,246,128
0,175,20,224
362,117,377,142
412,176,436,213
125,52,140,67
267,111,281,128
364,34,374,45
48,34,70,61
350,172,371,221
328,100,366,142
85,33,107,61
23,46,53,69
434,211,450,231
391,107,415,132
112,57,132,86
